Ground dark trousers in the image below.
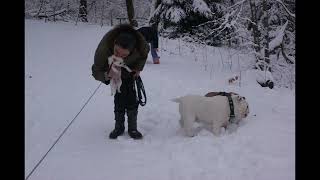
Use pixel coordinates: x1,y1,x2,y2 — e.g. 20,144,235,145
113,76,139,130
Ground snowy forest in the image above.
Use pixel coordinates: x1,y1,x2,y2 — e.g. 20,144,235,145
25,0,295,88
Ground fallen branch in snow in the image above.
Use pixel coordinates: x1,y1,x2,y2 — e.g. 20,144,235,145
37,9,67,19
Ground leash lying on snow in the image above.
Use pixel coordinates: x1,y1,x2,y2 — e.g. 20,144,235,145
134,76,147,106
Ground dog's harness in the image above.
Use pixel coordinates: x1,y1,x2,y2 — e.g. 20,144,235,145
215,92,236,123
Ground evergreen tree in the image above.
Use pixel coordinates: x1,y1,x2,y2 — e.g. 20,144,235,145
150,0,214,38
126,0,135,25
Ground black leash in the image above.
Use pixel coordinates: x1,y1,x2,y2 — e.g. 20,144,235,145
134,76,147,106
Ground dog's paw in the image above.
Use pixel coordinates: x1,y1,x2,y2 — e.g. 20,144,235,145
212,126,222,136
226,123,238,134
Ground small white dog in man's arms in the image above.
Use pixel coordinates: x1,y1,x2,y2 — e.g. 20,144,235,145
172,94,249,137
105,55,132,95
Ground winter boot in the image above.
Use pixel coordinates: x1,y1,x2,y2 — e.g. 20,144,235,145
153,58,160,64
109,111,125,139
127,109,143,139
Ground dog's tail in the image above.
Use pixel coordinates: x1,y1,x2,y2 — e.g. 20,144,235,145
171,97,181,103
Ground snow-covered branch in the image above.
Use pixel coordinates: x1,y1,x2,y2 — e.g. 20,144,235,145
193,18,218,27
165,6,186,23
269,20,288,51
227,0,246,10
239,17,256,26
274,0,295,18
192,0,213,18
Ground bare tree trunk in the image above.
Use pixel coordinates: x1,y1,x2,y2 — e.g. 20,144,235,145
79,0,88,22
248,0,274,86
53,2,57,22
110,10,113,26
126,0,135,25
149,0,161,27
156,0,161,7
67,1,70,12
261,0,270,71
248,0,261,53
94,1,97,23
36,0,45,18
100,1,105,27
153,0,161,10
44,1,48,23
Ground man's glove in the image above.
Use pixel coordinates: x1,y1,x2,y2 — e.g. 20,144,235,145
104,80,110,85
131,69,140,77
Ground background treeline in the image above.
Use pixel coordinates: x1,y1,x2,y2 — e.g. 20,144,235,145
25,0,295,89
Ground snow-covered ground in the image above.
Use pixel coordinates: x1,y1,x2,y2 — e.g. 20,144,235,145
25,19,295,180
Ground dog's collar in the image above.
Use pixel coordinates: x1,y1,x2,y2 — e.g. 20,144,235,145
218,92,236,123
226,94,236,123
209,92,237,123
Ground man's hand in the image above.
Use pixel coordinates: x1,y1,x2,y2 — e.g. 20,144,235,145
132,70,140,77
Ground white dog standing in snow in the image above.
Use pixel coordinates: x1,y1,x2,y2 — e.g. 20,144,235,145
105,55,132,95
172,94,249,137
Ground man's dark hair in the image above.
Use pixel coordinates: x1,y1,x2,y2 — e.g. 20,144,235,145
114,32,137,52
